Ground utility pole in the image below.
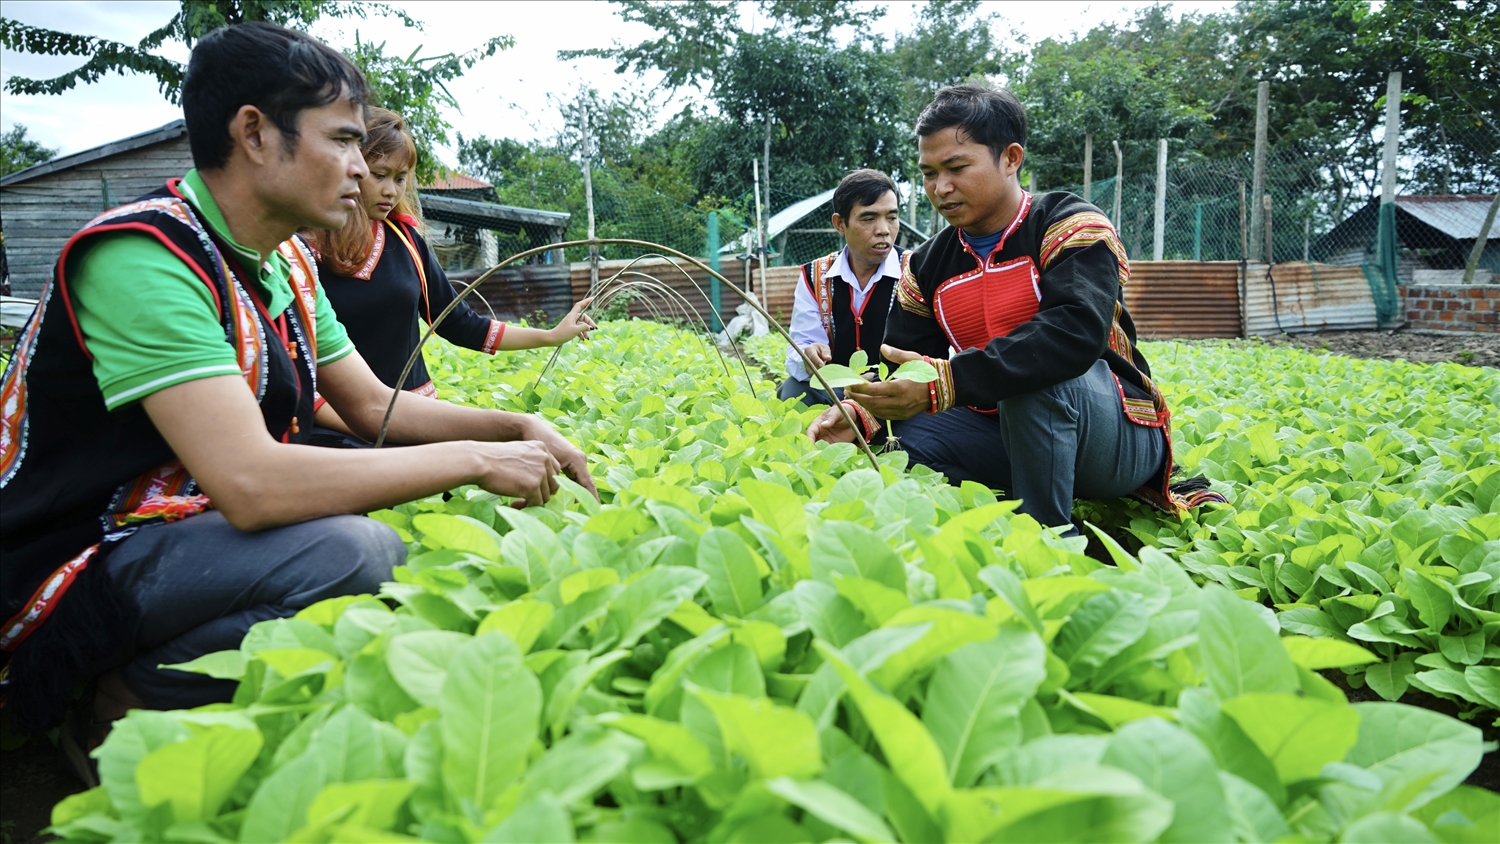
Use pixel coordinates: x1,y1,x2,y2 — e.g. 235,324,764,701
752,159,767,307
1083,133,1093,203
1153,138,1167,261
1380,71,1402,205
581,97,598,294
1111,140,1123,230
1248,80,1269,262
763,113,773,222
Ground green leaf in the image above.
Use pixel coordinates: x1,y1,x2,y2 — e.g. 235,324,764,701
874,479,937,527
976,565,1043,634
834,576,911,627
829,469,884,505
1199,586,1299,700
240,752,328,844
545,649,630,739
602,713,714,780
739,477,808,544
1220,693,1361,783
412,512,502,560
603,565,709,649
1281,635,1379,670
96,711,192,827
476,600,554,653
814,363,867,389
1340,811,1439,843
1346,702,1484,813
441,631,541,811
1411,785,1500,844
385,630,469,707
1366,654,1420,701
136,725,262,823
1102,718,1233,843
697,527,764,617
1218,771,1289,844
922,628,1046,786
940,769,1174,844
688,687,822,779
303,779,414,830
1405,569,1455,633
815,641,951,816
1053,589,1151,674
159,650,248,680
848,349,869,372
764,777,896,843
889,359,939,383
867,605,998,691
481,793,574,843
810,522,906,591
790,581,870,647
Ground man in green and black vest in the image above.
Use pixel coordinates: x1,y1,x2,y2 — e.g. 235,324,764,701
0,22,594,781
778,169,904,405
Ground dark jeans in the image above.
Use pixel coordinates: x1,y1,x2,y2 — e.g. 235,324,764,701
104,510,404,710
777,377,843,407
893,359,1166,530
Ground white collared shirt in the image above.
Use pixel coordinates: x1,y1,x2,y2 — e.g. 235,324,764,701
785,246,903,381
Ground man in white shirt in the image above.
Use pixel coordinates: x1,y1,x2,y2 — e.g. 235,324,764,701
779,169,905,405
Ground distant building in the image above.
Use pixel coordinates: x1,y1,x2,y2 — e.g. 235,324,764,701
0,120,192,297
418,172,570,271
1314,195,1499,285
720,186,929,267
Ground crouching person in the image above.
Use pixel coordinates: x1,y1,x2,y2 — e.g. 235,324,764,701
778,169,905,405
0,22,595,782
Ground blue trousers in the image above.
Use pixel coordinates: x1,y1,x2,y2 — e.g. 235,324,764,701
893,360,1166,529
104,511,404,709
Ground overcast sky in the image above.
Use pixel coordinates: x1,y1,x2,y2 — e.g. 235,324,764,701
1,0,1235,166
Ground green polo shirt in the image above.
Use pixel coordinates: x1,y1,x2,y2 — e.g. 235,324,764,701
70,169,354,410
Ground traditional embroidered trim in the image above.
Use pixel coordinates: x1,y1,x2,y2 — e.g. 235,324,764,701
280,235,321,366
932,358,956,413
896,252,932,317
0,282,50,486
1038,212,1130,286
409,380,438,398
482,320,505,354
805,252,839,337
113,494,212,527
104,460,196,526
0,546,97,652
313,393,327,413
352,222,385,280
839,399,878,440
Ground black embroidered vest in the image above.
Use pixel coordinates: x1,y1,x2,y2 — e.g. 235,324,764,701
0,181,319,730
800,249,900,368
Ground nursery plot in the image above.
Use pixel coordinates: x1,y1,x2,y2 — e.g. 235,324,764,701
48,324,1496,843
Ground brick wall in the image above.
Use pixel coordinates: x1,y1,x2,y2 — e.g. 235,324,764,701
1401,284,1500,333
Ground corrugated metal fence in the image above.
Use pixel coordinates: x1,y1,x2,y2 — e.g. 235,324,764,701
454,256,1382,339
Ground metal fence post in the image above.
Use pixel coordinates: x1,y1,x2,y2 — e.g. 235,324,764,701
1153,138,1168,261
707,211,722,331
1083,133,1093,203
1380,71,1402,205
1194,202,1204,261
1249,80,1269,262
1112,140,1123,230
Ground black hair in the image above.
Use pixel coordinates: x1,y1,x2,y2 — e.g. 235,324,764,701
832,169,899,221
915,84,1027,163
182,21,370,170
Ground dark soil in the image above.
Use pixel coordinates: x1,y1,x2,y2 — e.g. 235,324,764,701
1259,329,1500,368
1,732,80,844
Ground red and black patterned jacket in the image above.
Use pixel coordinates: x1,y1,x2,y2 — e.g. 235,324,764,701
879,190,1217,514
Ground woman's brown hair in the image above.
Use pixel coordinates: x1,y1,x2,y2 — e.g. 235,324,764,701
307,105,421,275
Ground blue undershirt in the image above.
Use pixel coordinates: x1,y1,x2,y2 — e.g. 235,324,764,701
964,228,1005,256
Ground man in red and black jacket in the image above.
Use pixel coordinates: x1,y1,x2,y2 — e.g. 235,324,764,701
809,85,1224,532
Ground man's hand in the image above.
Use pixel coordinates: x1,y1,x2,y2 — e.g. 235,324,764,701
807,403,857,444
547,297,598,344
844,344,930,421
800,342,832,372
472,440,562,507
517,415,599,500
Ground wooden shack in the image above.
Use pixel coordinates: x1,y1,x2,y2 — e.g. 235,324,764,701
1,120,192,298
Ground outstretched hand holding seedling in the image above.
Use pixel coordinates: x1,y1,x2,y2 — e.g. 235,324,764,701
806,347,939,448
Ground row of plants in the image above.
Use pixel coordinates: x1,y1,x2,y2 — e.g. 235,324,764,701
49,323,1495,843
750,334,1500,720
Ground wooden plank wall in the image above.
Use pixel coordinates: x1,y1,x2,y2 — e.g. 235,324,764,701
1,135,193,297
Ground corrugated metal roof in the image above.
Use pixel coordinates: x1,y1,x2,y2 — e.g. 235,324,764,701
0,120,186,187
1395,195,1499,240
1243,262,1377,335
